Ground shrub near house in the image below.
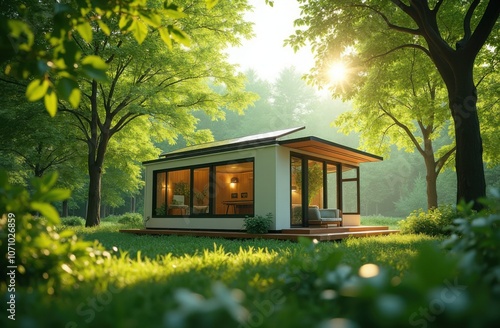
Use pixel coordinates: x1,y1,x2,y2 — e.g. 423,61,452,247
399,204,462,236
243,213,273,234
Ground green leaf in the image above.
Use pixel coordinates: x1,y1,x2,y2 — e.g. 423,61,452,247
168,25,191,47
31,201,60,223
76,21,93,43
44,90,58,117
7,20,34,50
36,60,50,75
56,77,81,108
81,55,108,81
97,20,111,35
158,26,173,49
39,171,59,189
26,79,49,101
140,12,162,28
130,19,148,44
40,188,72,202
164,2,187,18
119,15,131,30
206,0,219,10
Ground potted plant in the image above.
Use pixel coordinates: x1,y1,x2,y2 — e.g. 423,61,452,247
194,184,209,205
173,181,190,204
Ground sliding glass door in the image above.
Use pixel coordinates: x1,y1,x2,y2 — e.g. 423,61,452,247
290,153,358,227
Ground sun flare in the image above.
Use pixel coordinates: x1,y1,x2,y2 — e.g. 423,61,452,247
327,62,348,84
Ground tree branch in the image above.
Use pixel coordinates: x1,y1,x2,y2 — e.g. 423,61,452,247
462,0,481,44
0,77,27,89
109,112,144,135
366,43,432,63
378,102,425,155
351,4,421,35
435,145,456,175
432,0,445,14
466,0,500,56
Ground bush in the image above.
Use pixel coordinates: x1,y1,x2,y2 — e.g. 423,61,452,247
60,216,85,226
443,191,500,287
0,171,102,292
117,212,144,227
243,213,273,234
399,204,460,236
101,214,121,223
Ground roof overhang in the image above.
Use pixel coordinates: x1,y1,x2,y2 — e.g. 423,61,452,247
279,137,383,164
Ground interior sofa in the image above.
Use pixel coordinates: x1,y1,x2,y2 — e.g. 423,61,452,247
307,205,343,227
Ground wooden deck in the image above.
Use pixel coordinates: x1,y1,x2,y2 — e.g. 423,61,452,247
119,225,399,242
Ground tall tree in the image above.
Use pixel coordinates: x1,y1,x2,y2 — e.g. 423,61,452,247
56,0,254,226
100,116,159,214
0,83,78,178
0,0,196,114
288,0,500,210
335,49,455,209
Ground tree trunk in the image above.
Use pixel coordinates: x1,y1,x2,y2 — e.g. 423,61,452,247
84,79,111,227
62,200,69,218
443,46,487,210
450,86,486,211
421,128,439,210
423,155,438,209
131,196,136,212
86,164,102,227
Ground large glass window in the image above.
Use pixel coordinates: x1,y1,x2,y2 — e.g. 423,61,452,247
167,169,190,216
215,162,254,215
290,154,359,226
307,160,324,208
342,166,359,214
290,156,303,225
153,159,253,217
326,163,338,209
155,172,167,216
192,167,210,214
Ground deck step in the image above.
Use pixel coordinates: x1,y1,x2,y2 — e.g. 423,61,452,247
120,226,399,242
293,229,400,241
281,225,390,235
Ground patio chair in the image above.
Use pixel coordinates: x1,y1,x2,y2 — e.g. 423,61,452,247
308,206,343,227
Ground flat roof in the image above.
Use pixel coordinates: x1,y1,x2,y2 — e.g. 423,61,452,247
279,137,382,164
144,126,382,164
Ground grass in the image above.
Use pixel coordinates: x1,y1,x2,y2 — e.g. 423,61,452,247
71,221,429,269
361,215,402,229
9,219,443,328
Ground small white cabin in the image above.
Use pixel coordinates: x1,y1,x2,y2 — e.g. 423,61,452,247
143,127,382,231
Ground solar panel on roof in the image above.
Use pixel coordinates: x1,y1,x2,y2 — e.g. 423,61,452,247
161,126,305,158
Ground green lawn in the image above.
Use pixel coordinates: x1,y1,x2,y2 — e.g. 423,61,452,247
360,215,402,230
6,220,490,328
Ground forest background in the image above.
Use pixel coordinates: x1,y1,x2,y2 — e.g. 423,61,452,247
2,66,499,219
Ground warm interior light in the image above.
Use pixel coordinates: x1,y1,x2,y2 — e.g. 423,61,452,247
231,177,239,184
291,185,297,192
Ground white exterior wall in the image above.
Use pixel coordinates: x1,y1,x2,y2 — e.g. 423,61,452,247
143,144,291,230
274,146,293,230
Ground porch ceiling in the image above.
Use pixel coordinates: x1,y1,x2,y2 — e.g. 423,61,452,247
280,137,383,164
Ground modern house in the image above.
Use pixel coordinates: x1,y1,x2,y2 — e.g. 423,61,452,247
142,127,382,231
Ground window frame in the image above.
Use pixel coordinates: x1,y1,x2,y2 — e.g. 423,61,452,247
152,158,254,218
289,152,360,227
